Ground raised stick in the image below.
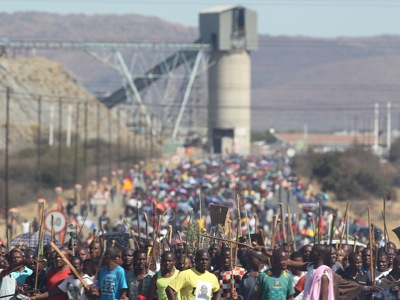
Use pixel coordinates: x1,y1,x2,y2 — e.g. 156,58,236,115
235,193,241,265
137,203,141,244
35,202,45,290
317,200,322,244
143,212,149,240
50,242,89,288
368,207,375,283
254,214,258,234
279,203,286,244
51,215,55,243
287,205,294,251
228,220,235,295
329,215,336,246
199,233,255,249
271,214,280,250
339,202,350,250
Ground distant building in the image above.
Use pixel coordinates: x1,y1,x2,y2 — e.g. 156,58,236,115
273,132,390,153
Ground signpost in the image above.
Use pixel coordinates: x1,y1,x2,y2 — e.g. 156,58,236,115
45,210,67,243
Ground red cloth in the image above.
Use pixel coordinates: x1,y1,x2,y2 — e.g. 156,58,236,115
46,267,72,300
295,273,306,293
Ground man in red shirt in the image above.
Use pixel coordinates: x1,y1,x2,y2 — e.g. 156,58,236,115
29,247,72,300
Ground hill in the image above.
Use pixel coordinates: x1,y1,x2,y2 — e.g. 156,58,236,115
1,12,400,132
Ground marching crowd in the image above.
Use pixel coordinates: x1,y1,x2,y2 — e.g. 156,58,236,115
0,154,398,299
0,233,399,299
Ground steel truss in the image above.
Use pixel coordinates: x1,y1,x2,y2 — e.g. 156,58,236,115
0,39,211,139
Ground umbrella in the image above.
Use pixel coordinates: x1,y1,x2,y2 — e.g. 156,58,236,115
11,231,61,248
392,226,400,241
158,183,170,189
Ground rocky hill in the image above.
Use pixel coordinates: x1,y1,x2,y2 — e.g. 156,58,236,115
1,12,400,132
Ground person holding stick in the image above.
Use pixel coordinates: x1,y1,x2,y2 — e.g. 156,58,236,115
29,247,72,300
89,247,128,300
213,247,245,300
58,256,93,300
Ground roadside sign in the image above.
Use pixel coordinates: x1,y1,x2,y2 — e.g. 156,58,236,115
45,210,67,234
90,189,109,206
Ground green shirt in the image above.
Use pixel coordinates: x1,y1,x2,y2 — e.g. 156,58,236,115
255,270,294,300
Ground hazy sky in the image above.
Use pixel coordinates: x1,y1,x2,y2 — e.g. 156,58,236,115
1,0,400,37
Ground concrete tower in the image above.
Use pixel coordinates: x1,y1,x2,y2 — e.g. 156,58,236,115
200,5,258,155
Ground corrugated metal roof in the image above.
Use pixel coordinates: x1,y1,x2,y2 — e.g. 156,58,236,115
200,4,242,14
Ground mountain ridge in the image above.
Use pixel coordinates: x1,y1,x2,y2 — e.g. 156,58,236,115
1,12,400,132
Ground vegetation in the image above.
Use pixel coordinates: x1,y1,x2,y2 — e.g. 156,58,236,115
0,137,155,207
292,145,393,201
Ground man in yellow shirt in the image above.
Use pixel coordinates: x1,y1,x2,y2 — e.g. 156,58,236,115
166,250,221,300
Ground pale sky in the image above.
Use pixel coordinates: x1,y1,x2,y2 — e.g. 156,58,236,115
1,0,400,37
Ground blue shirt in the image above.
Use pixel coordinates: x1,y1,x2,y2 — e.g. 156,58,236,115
11,266,33,286
97,265,128,300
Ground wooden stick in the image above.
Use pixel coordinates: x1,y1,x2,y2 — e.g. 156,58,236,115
339,202,350,250
235,193,241,265
368,207,375,283
329,215,336,246
245,210,251,243
51,215,55,243
50,242,89,288
122,218,140,250
318,200,322,244
198,189,202,221
371,223,376,282
353,236,357,252
271,214,280,250
143,212,149,240
294,213,298,249
137,203,141,244
35,202,45,290
254,214,258,234
287,205,294,251
199,234,255,249
279,203,286,244
228,219,235,295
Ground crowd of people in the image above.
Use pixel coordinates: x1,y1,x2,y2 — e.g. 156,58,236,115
0,154,397,299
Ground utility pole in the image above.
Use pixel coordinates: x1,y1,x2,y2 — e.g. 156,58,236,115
37,97,42,197
374,103,379,155
57,98,63,186
73,102,80,184
96,102,100,181
387,102,391,152
4,88,10,240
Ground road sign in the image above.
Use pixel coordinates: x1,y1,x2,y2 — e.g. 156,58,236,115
90,189,109,206
45,210,67,234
